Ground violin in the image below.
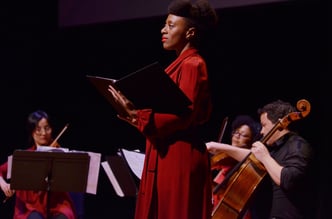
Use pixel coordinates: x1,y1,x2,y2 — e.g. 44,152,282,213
211,152,231,169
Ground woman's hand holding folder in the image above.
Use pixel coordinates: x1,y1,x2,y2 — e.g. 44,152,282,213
108,84,138,127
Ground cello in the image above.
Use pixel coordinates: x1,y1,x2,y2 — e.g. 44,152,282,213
212,99,311,219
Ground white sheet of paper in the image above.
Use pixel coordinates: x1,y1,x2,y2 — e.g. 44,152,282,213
120,148,145,180
82,151,101,195
36,146,69,152
101,161,125,197
7,155,12,179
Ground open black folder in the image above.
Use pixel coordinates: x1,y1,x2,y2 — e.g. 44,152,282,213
87,62,192,115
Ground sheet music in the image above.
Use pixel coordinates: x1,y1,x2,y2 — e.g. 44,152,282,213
101,161,125,197
120,148,145,180
85,151,101,195
69,150,101,195
36,145,69,152
7,155,12,179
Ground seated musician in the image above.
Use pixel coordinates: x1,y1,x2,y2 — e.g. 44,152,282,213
0,110,77,219
211,115,261,219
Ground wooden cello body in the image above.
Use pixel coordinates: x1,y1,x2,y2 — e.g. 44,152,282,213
212,99,311,219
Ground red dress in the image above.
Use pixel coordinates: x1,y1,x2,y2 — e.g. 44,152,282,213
0,146,76,219
134,48,213,219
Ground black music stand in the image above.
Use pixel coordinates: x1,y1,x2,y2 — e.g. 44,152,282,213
10,150,90,217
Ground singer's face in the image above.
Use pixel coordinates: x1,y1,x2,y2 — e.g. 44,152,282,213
32,118,53,146
161,14,189,54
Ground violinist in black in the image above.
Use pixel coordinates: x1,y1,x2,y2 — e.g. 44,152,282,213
207,99,315,219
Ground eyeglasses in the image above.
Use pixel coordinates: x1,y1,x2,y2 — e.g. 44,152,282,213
34,126,52,135
232,130,250,139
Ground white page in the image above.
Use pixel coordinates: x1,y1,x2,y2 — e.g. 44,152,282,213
7,155,12,179
71,150,101,195
120,148,145,180
85,151,101,195
101,161,124,197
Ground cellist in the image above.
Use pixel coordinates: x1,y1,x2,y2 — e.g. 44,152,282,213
206,100,315,219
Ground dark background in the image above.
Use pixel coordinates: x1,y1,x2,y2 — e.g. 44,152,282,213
0,0,328,218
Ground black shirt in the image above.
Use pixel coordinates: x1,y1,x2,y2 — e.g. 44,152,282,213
252,132,315,219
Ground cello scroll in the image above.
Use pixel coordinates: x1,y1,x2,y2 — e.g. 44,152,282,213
279,99,310,129
261,99,310,144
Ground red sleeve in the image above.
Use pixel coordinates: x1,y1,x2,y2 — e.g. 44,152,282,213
136,56,212,139
0,162,8,179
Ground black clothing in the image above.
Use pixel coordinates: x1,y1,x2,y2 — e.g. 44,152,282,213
251,132,315,219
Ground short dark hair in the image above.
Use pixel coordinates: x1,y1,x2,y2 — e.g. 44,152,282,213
257,100,296,124
168,0,218,47
168,0,218,29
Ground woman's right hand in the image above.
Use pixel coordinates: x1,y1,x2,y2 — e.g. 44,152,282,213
108,84,138,127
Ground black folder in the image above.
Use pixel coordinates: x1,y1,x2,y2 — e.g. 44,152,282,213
86,62,192,115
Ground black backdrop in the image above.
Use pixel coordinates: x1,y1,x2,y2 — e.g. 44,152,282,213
0,0,328,218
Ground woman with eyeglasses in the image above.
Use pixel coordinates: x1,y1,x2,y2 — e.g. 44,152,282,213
0,110,77,219
211,114,261,219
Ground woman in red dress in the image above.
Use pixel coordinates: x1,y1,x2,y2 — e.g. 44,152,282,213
0,110,76,219
107,1,218,218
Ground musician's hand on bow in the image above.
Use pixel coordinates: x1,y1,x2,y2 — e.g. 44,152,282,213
108,84,138,127
206,141,225,155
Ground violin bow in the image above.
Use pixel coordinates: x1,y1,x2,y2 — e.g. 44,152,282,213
50,123,69,147
217,117,228,143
